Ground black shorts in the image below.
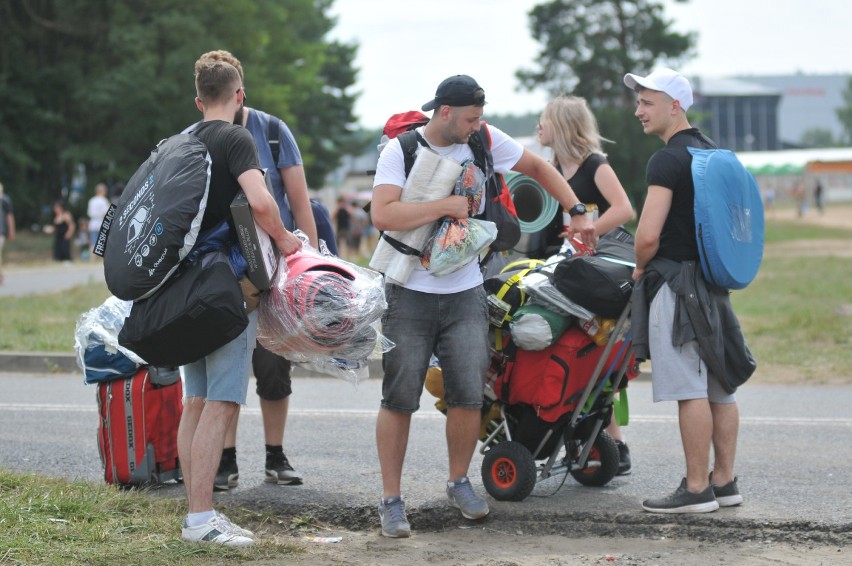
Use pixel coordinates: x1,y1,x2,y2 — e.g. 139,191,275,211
252,342,292,401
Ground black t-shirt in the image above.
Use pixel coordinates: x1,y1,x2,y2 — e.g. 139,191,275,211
541,153,611,253
646,128,716,262
192,120,260,234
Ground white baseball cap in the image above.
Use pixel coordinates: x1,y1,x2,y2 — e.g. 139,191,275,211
623,68,693,111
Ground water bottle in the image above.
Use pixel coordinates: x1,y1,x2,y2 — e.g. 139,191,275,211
580,316,616,346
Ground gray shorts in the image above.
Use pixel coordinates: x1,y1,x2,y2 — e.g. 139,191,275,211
380,284,490,413
182,310,258,404
648,283,735,404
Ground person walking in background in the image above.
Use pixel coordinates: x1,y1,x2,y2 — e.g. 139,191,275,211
191,50,318,494
334,196,352,258
86,183,110,262
51,200,74,263
371,74,593,538
535,94,636,474
814,179,825,214
177,58,301,547
625,68,754,514
0,182,15,284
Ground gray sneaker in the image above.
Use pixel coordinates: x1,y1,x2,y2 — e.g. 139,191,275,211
378,496,411,538
446,476,489,520
711,474,743,507
642,478,719,514
214,456,239,492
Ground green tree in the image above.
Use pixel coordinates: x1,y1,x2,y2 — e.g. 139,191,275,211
836,75,852,146
517,0,694,208
800,127,838,148
0,0,360,226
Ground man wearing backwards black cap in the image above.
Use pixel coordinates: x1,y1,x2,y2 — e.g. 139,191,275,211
625,68,749,514
370,74,593,538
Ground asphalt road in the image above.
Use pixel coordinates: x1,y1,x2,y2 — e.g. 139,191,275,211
2,370,851,542
2,261,851,543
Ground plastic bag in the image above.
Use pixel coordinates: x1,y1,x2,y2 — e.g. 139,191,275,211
257,232,394,383
74,296,147,384
419,160,495,275
421,217,496,276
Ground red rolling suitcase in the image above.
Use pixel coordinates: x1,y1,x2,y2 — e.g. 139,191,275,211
96,366,183,486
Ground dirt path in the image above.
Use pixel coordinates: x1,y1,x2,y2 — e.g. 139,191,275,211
766,202,852,230
256,525,846,565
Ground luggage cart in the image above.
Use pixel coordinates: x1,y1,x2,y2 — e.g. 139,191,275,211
478,301,635,501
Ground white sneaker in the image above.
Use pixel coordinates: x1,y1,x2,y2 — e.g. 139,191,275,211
216,512,254,539
181,515,254,547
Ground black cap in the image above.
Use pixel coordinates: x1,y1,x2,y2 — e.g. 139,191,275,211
421,75,486,112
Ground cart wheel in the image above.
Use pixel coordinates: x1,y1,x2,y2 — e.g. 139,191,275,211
481,441,537,501
569,430,620,487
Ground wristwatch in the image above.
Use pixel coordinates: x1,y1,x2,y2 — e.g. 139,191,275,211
567,203,587,217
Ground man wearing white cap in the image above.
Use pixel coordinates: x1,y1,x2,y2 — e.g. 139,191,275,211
624,68,745,514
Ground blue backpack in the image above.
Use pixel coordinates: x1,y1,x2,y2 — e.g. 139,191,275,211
688,145,764,290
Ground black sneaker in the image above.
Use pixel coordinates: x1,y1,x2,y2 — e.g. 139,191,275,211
214,456,239,492
642,478,719,514
265,452,303,485
711,474,743,507
615,440,631,476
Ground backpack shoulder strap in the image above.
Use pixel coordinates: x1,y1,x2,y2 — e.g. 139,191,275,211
267,113,280,164
397,130,429,178
469,121,493,173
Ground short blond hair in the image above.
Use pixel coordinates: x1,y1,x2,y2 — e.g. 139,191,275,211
194,59,241,104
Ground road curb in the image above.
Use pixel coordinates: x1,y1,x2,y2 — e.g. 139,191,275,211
0,351,385,378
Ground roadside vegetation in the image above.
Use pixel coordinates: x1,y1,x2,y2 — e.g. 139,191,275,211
2,211,850,382
0,470,305,565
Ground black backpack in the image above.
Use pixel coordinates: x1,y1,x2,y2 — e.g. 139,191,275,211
100,134,213,301
552,228,636,319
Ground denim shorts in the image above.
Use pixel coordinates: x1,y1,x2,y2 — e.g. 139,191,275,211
380,284,490,413
648,283,735,404
182,310,258,404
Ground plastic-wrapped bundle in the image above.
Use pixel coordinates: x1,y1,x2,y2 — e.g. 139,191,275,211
258,235,393,383
369,147,462,284
75,296,147,383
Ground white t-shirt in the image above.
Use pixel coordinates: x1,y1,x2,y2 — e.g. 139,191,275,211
373,124,523,294
87,195,111,232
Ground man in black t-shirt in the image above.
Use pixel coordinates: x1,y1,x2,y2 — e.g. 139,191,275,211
178,59,301,547
625,68,744,515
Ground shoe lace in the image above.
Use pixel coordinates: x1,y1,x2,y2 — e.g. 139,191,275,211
268,452,293,471
215,513,250,537
383,498,406,523
450,479,480,506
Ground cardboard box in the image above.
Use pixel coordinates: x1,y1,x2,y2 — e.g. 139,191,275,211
230,191,278,290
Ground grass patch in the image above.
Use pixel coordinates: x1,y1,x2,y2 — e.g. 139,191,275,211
0,469,303,565
4,231,58,265
0,282,111,351
732,253,852,380
764,220,852,243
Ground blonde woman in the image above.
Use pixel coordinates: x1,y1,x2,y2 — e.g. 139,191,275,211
536,95,636,474
536,95,634,253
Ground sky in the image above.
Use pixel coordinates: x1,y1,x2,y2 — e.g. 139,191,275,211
328,0,852,129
